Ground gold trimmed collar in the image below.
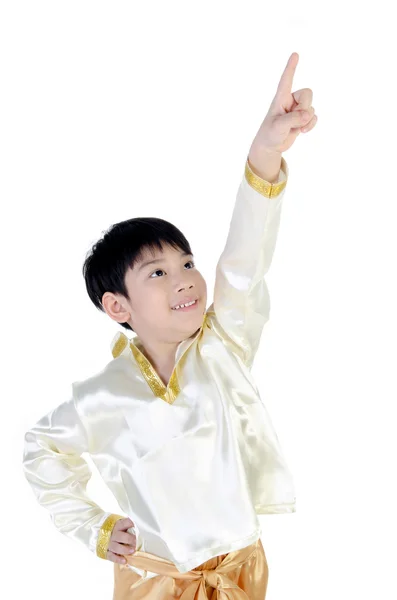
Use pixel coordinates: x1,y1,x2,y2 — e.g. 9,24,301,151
110,315,207,404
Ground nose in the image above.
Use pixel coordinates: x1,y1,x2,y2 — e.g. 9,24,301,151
177,283,195,292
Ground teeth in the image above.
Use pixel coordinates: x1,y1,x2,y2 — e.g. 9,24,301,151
172,299,196,310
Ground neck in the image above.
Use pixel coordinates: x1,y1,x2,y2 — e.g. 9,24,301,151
138,339,179,373
134,326,201,377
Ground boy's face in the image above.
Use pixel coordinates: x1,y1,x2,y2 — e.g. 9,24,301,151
108,244,207,343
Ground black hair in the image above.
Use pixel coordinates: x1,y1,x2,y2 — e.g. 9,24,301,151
82,217,193,332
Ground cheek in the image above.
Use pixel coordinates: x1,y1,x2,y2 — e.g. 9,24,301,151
198,273,207,295
141,290,172,316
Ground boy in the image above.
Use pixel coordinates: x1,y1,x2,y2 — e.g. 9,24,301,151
22,52,317,599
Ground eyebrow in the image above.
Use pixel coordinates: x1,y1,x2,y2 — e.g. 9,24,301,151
138,251,193,272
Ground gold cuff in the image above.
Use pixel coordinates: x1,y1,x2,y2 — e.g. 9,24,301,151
96,513,125,559
245,155,288,198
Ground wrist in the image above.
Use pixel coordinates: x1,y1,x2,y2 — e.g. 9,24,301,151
96,513,125,559
247,148,282,184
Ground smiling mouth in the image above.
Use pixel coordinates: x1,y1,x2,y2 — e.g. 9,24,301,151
171,299,199,311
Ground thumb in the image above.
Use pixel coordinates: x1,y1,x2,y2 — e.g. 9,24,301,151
276,109,311,130
116,517,135,530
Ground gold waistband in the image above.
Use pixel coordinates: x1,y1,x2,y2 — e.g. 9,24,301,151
122,539,263,596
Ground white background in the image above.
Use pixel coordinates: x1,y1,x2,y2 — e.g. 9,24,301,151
2,1,396,598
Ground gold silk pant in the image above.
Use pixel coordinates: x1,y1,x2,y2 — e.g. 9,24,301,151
113,538,268,599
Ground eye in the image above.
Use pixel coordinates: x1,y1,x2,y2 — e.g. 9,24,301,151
149,260,195,278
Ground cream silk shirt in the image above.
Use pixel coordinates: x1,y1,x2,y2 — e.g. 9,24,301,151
22,156,295,580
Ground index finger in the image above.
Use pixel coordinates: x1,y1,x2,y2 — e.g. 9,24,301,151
277,52,299,95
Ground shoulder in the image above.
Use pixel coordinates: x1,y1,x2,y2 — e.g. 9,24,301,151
72,353,133,402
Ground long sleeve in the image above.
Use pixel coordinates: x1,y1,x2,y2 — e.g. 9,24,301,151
22,390,125,559
210,155,289,370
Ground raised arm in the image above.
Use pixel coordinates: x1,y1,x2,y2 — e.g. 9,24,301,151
208,156,288,370
208,52,317,369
